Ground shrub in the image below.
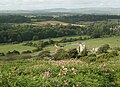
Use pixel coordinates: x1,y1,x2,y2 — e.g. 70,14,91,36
38,51,51,58
6,50,20,55
113,47,120,51
32,47,43,52
23,42,33,46
88,53,96,57
68,49,78,58
53,49,69,60
22,50,32,54
0,52,5,56
110,50,119,56
97,44,110,54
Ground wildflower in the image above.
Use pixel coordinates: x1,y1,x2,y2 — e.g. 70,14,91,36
64,80,68,85
58,73,61,76
72,84,75,87
62,68,68,75
71,68,77,74
61,66,65,69
71,68,75,71
63,68,68,71
43,71,50,78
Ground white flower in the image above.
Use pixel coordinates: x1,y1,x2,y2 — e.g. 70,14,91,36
71,68,75,71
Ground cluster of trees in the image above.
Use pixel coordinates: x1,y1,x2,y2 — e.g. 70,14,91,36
0,24,84,43
0,15,31,23
54,15,120,23
60,37,90,43
30,15,120,23
0,14,120,23
0,21,120,43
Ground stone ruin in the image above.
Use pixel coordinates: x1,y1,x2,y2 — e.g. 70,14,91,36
77,43,98,53
77,43,86,53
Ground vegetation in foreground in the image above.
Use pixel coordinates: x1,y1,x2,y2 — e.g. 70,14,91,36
0,56,120,87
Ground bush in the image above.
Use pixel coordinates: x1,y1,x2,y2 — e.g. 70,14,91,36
22,50,32,54
32,47,43,52
113,47,120,51
6,50,20,55
0,52,5,56
68,49,78,58
97,44,110,54
81,56,97,62
53,49,69,60
88,53,96,57
23,42,33,46
38,51,51,58
110,50,119,56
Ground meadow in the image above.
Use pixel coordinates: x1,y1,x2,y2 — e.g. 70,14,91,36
44,36,120,52
0,36,120,54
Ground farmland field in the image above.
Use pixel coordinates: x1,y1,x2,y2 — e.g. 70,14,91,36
0,43,36,53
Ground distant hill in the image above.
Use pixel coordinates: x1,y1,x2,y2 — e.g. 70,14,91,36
0,8,120,15
43,8,120,15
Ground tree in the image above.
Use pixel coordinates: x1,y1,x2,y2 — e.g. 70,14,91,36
17,34,22,42
32,35,39,41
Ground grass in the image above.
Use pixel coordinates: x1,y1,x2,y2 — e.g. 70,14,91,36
0,43,36,53
0,36,120,54
44,36,120,52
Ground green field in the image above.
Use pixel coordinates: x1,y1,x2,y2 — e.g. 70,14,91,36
0,36,120,53
44,36,120,51
0,43,36,53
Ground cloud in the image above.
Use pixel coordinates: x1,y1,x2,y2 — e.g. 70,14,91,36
0,0,120,10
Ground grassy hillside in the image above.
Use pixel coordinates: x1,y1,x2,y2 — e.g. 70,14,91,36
0,56,120,86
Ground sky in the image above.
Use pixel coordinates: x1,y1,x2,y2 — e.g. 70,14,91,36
0,0,119,10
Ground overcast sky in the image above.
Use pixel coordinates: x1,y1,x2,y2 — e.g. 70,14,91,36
0,0,119,10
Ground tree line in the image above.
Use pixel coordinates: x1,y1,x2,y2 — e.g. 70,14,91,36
0,15,120,23
0,15,31,23
0,21,119,43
